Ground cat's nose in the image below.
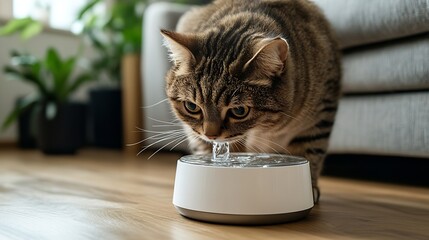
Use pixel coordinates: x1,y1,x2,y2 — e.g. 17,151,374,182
203,121,221,140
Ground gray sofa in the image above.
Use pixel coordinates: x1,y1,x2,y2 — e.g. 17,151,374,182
142,0,429,158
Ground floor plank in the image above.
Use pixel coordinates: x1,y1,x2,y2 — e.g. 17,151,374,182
0,149,428,240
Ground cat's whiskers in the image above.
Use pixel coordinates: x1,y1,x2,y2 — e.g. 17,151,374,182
280,110,316,123
148,131,184,141
243,138,276,154
130,116,187,157
133,130,185,147
147,117,182,130
235,136,259,153
147,116,181,125
170,135,190,151
152,124,182,128
147,133,188,159
141,98,169,109
186,135,199,150
237,138,260,153
246,135,292,155
128,130,179,146
254,140,283,155
279,111,299,121
235,139,246,152
137,132,186,157
232,138,245,152
130,129,185,148
135,127,183,134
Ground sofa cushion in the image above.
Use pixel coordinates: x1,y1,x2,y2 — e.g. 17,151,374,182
342,33,429,93
329,92,429,157
313,0,429,49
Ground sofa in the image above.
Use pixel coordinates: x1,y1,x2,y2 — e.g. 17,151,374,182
141,0,429,158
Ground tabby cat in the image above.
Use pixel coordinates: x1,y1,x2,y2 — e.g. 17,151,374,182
161,0,341,203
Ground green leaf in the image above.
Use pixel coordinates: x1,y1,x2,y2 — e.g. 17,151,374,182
1,94,39,131
1,108,22,131
77,0,101,20
30,61,42,79
45,48,62,71
4,65,35,82
0,18,33,36
64,57,77,76
4,64,48,96
76,0,145,82
87,30,107,52
44,48,63,93
57,57,77,99
29,61,49,96
83,14,98,30
1,108,21,132
64,73,94,99
20,21,43,40
122,26,142,53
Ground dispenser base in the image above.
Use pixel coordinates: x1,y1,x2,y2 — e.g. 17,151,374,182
175,206,312,225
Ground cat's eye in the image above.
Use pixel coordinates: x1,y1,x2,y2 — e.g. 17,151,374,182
184,101,201,114
230,106,250,119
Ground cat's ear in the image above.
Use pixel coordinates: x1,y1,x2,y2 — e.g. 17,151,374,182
161,29,196,75
244,37,289,77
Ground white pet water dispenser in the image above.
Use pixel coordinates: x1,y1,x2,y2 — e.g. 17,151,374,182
173,143,314,225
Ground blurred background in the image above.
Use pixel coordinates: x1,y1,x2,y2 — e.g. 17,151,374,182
0,0,208,155
0,0,428,186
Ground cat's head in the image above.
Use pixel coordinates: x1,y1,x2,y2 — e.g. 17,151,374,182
161,29,290,143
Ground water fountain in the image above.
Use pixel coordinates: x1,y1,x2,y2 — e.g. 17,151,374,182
172,141,314,225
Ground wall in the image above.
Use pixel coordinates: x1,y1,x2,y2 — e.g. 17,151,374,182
0,30,100,142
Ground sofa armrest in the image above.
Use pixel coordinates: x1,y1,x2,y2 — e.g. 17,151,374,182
312,0,429,49
141,3,193,152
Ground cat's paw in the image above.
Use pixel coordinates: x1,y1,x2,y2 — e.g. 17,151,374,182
312,186,320,204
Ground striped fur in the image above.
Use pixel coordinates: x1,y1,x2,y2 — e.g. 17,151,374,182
162,0,341,203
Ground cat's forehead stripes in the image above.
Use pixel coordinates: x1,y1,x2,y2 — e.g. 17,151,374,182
194,26,255,78
195,74,235,107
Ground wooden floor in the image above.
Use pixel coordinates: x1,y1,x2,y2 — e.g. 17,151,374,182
0,149,428,240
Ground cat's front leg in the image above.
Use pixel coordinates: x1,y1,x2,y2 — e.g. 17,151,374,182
287,128,331,204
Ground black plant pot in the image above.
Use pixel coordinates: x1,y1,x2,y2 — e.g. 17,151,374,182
16,98,37,149
89,88,123,149
36,102,86,155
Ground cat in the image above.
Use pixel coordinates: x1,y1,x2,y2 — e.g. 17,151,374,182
161,0,341,203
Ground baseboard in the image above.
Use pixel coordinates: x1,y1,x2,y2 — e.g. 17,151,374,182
324,154,429,187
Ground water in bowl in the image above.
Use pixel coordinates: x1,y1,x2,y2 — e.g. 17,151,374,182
182,141,307,168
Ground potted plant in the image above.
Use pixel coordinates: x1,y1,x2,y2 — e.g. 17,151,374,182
76,0,208,153
0,17,44,148
1,17,94,154
76,0,147,149
1,49,93,154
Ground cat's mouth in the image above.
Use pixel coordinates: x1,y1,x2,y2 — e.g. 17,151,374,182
186,126,244,144
200,134,244,144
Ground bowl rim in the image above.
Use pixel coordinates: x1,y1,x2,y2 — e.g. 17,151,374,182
179,153,308,168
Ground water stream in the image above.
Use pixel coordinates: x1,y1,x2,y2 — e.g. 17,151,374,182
212,141,230,161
